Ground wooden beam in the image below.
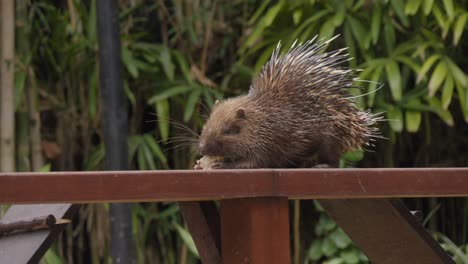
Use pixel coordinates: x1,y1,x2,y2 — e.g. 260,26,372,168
179,201,221,264
319,199,454,264
1,168,468,204
0,204,79,263
220,198,290,264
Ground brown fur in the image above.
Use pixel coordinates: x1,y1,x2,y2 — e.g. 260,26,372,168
198,37,381,169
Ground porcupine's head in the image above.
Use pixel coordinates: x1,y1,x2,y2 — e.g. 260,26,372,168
198,96,262,165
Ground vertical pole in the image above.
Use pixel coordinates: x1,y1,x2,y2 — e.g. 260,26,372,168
96,1,134,263
220,197,291,264
0,0,15,172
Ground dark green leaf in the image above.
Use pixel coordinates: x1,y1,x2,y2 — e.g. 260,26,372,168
371,3,382,44
308,240,323,261
173,223,199,258
159,47,175,81
387,106,403,132
417,54,440,83
390,0,410,27
441,0,454,21
330,228,352,249
156,99,170,143
405,110,422,133
423,0,434,15
321,237,338,257
453,13,468,45
385,61,402,101
442,76,454,109
143,134,168,168
148,85,193,103
184,89,202,122
428,61,447,97
340,248,360,264
405,0,422,15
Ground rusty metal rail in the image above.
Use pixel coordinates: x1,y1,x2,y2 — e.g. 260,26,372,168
0,168,467,204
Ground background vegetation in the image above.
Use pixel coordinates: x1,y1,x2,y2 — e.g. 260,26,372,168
1,0,468,263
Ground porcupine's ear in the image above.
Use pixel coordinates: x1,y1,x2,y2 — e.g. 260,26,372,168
236,108,246,119
215,100,220,106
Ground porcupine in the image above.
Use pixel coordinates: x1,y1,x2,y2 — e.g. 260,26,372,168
195,36,381,169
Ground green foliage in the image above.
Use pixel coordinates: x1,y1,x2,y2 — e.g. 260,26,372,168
306,202,368,264
240,0,468,133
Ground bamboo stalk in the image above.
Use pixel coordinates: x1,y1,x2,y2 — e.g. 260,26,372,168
0,0,16,172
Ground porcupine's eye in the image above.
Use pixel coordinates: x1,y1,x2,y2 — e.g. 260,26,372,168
222,125,240,135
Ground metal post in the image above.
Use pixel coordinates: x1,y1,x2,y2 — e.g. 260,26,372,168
96,1,134,263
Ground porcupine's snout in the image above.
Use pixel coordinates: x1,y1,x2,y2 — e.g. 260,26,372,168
198,138,223,156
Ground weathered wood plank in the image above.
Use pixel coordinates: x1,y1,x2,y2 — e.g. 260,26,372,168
0,204,79,264
318,199,454,264
179,201,221,264
220,197,290,264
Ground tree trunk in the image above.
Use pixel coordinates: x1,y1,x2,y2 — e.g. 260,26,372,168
1,0,16,172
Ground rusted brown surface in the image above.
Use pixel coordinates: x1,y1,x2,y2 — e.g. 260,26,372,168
179,201,221,264
319,199,455,264
220,197,291,264
0,168,467,204
0,204,79,264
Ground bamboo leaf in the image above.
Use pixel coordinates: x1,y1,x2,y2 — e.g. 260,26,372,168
137,147,147,170
371,3,382,44
173,51,194,84
446,59,467,88
121,46,139,78
184,89,202,122
174,223,199,258
417,54,440,83
428,97,454,126
148,85,193,103
387,106,403,132
441,0,455,21
433,5,450,38
344,23,357,68
385,61,402,101
405,110,422,133
155,99,170,143
367,66,383,107
142,144,157,170
293,9,302,25
348,16,369,50
428,61,447,97
319,19,337,40
453,13,468,46
384,16,396,52
143,134,168,168
405,0,422,15
423,0,434,15
441,76,454,109
390,0,410,27
159,46,175,81
242,0,284,52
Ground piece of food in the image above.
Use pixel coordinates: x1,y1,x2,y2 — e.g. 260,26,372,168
194,156,224,170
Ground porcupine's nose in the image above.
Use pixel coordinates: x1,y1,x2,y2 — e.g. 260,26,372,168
198,140,206,155
199,139,222,156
